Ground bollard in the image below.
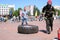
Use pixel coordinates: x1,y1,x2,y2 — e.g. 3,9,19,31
58,28,60,40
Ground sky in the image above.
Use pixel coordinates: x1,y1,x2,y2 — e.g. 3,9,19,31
0,0,60,10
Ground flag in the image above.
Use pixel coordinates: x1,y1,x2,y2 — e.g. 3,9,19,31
35,11,38,17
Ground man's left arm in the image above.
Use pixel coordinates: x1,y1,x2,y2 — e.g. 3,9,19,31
52,6,55,14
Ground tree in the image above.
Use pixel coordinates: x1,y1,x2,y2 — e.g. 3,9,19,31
58,10,60,16
18,8,22,15
55,9,60,16
13,10,18,17
36,7,40,16
13,8,22,17
33,5,40,16
33,6,36,16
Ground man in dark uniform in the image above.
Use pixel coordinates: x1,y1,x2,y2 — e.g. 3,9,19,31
42,0,55,34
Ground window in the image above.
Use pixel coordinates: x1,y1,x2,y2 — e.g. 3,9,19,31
0,9,1,11
2,6,3,8
4,6,5,8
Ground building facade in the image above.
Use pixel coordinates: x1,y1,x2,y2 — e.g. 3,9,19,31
24,5,34,16
54,6,60,10
0,4,15,16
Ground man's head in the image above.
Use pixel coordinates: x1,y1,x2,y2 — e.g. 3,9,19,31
47,0,52,5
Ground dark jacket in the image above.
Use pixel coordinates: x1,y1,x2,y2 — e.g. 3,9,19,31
42,4,55,18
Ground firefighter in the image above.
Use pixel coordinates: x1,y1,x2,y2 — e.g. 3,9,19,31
42,0,55,34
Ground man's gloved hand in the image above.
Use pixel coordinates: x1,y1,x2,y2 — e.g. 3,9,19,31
44,17,47,20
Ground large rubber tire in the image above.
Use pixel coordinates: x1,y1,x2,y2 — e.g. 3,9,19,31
18,25,38,34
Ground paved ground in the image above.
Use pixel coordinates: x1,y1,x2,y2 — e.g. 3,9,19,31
0,19,60,40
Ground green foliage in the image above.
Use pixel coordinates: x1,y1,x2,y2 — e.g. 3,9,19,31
37,8,40,16
33,5,40,16
58,10,60,16
13,10,18,17
18,8,22,15
55,9,60,16
13,8,22,17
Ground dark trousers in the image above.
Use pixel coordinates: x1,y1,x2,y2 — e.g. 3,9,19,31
19,16,20,21
45,17,54,33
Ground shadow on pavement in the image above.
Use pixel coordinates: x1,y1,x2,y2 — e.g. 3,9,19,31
53,37,58,40
39,30,47,34
17,32,38,34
